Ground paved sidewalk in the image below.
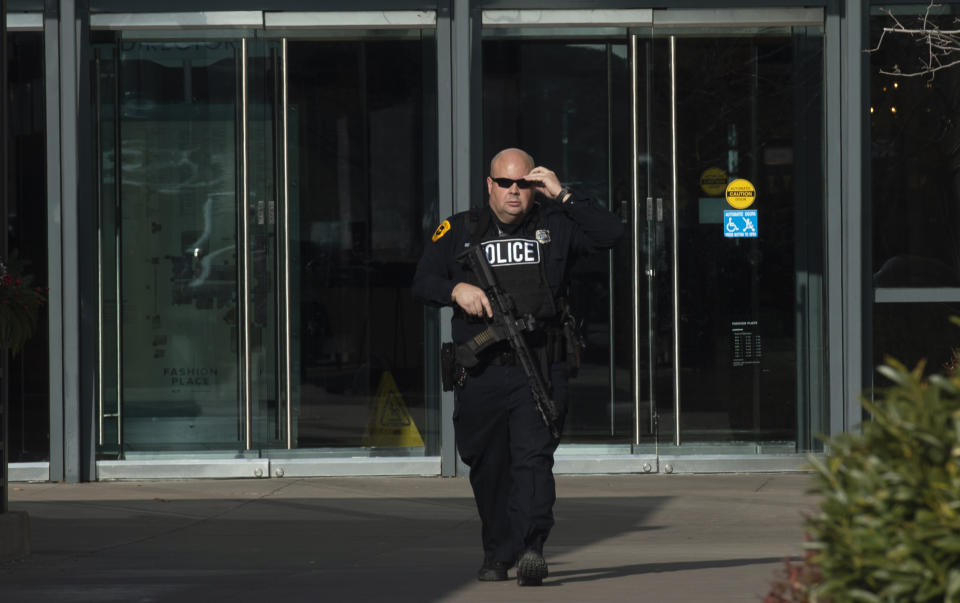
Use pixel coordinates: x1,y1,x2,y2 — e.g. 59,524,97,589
1,474,816,602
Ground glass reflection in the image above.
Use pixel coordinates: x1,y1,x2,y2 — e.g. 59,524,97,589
98,40,244,453
287,37,437,453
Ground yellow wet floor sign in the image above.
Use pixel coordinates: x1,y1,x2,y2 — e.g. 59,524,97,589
362,371,425,448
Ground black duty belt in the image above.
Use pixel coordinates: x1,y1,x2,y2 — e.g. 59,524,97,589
483,340,564,367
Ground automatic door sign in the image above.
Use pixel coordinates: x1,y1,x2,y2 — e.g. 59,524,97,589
723,209,758,238
700,167,727,196
724,178,756,209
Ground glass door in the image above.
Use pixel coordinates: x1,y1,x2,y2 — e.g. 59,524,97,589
95,33,280,455
278,33,438,454
630,11,826,456
481,33,634,451
95,23,439,459
479,9,826,462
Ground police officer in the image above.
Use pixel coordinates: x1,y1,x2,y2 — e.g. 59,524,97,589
412,148,623,586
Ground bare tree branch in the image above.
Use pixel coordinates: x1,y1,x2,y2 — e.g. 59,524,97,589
879,57,960,78
869,2,960,80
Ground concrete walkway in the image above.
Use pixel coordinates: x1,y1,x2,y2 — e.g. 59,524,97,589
1,474,817,602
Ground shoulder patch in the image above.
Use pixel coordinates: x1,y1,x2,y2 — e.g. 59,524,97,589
431,219,452,242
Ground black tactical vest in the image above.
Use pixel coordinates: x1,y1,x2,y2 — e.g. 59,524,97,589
468,207,557,319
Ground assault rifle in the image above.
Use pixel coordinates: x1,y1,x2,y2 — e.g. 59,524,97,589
455,244,560,439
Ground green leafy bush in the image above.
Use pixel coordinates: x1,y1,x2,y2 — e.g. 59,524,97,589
806,357,960,602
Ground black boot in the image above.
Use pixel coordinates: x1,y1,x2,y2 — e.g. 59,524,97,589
477,558,511,581
516,549,548,586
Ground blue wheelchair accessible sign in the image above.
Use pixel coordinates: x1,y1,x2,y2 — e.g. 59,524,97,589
723,209,758,238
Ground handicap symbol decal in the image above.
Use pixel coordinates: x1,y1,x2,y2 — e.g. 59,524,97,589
723,210,758,238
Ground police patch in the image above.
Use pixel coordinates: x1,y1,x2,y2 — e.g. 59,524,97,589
482,238,541,266
535,229,551,244
431,219,451,242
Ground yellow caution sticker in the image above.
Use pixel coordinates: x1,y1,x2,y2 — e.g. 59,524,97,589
432,219,451,242
725,178,757,209
700,167,727,196
362,372,425,448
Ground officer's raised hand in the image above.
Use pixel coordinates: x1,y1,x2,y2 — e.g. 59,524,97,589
452,282,492,318
524,166,572,203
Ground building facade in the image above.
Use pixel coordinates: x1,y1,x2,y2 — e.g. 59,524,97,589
2,0,953,481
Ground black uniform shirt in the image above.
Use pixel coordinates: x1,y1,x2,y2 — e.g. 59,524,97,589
412,194,624,345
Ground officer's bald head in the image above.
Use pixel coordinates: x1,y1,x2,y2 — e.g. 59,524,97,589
490,148,534,175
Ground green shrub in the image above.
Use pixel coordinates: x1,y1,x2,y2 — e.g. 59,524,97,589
806,357,960,602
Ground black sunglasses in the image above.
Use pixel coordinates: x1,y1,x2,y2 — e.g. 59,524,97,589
491,177,535,190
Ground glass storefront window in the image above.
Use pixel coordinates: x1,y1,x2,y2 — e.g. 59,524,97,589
870,6,960,380
871,6,960,288
94,29,438,458
6,31,49,463
2,6,923,475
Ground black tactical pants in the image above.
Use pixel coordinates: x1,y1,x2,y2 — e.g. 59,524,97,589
453,362,568,564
